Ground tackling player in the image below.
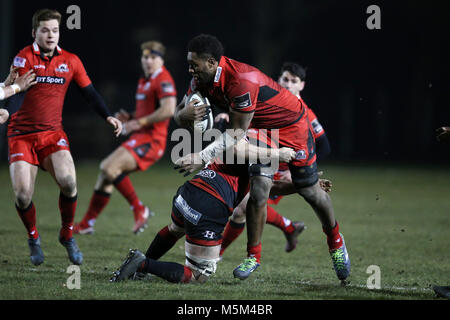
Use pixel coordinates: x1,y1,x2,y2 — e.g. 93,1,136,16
0,66,37,102
3,9,122,266
220,62,332,256
174,34,350,281
111,137,296,283
74,41,177,235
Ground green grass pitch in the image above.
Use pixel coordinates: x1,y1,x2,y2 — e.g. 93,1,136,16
0,161,448,300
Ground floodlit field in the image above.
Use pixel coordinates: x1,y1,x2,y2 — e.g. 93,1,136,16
0,161,448,300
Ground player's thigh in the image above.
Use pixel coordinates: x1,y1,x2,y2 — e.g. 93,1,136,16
185,241,221,283
42,150,77,188
9,160,38,198
100,146,137,174
231,193,249,223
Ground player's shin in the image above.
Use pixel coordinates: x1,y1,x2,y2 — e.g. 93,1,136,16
145,225,183,259
59,193,77,241
139,258,192,283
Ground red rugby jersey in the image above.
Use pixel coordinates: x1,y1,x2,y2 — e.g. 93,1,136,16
134,66,177,140
8,42,92,136
188,56,306,129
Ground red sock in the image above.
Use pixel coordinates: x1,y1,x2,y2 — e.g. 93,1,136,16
59,193,77,241
81,190,111,226
113,174,145,215
182,266,193,283
247,242,262,263
145,225,183,260
266,206,295,234
323,221,343,251
16,202,39,239
220,220,245,256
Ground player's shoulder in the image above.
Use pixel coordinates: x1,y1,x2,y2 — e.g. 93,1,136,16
15,44,34,59
157,66,175,82
60,48,82,62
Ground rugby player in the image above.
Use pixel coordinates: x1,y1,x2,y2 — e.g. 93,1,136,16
74,41,176,235
111,137,296,283
220,62,332,256
174,34,350,281
3,9,122,266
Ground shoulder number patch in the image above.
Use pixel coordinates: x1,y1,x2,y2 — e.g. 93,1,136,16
232,92,252,109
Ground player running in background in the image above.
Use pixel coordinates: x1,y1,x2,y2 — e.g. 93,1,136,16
174,34,350,282
220,62,332,256
111,137,296,284
2,9,122,266
74,41,177,235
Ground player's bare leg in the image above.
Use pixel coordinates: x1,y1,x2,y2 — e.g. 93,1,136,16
295,181,350,280
76,146,152,234
233,175,271,280
9,161,43,265
42,150,83,265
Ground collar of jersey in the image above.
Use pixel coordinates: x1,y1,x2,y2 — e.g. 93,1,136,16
32,42,62,59
213,56,226,88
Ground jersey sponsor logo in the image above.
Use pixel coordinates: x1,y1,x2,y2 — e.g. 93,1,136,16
311,119,323,134
36,76,66,85
127,139,137,147
214,66,222,83
57,138,69,147
55,63,69,73
202,230,216,239
34,65,46,69
232,92,252,109
198,169,217,179
10,153,24,158
13,56,26,68
174,194,202,226
295,150,307,160
136,93,147,100
161,82,174,93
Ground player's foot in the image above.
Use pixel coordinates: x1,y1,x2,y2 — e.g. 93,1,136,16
59,236,83,265
433,285,450,299
130,271,152,281
233,257,260,280
73,221,94,235
284,221,306,252
110,249,146,282
329,233,351,280
132,206,154,234
28,236,44,266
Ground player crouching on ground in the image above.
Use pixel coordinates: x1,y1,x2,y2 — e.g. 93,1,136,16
111,135,296,283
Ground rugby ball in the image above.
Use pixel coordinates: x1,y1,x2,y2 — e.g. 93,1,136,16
186,91,213,133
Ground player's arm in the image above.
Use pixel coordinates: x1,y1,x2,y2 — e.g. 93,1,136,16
436,126,450,143
122,96,176,135
78,84,122,136
234,138,295,163
315,133,331,161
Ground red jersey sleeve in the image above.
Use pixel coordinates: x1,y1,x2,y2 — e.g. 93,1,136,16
307,106,325,138
226,80,258,113
71,54,92,88
156,76,177,100
13,49,32,76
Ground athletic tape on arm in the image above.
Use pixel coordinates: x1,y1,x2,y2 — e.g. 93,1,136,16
199,130,245,163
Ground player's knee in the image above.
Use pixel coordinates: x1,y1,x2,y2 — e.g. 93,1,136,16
58,175,77,196
15,190,33,209
249,178,272,207
231,205,246,224
297,184,326,207
99,161,120,182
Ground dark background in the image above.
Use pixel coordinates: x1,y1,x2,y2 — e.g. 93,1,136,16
1,0,449,165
